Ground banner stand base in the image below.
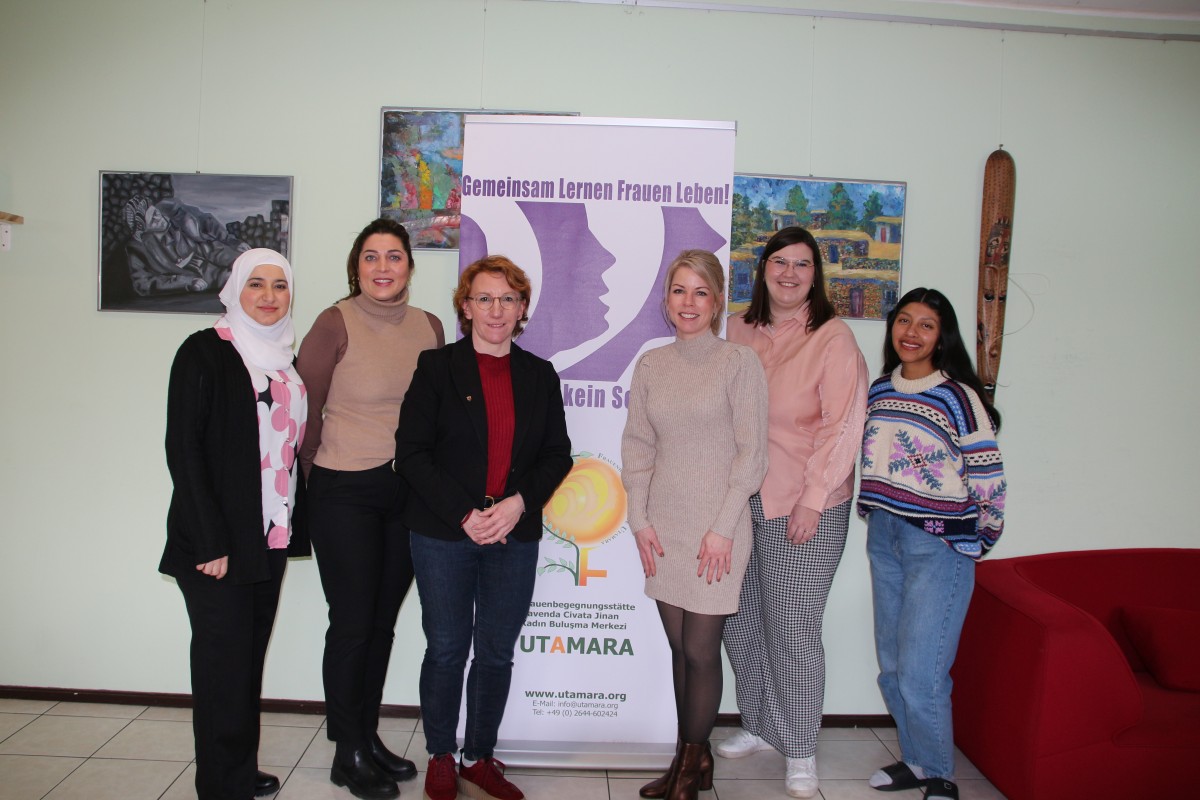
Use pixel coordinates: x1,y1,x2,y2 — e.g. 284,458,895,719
493,738,675,770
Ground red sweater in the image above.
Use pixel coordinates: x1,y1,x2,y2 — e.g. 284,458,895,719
476,351,514,498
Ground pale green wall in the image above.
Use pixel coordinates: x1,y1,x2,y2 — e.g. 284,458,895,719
1,0,1197,714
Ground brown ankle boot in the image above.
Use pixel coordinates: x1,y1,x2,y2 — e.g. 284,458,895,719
639,742,678,799
640,742,713,798
664,742,711,800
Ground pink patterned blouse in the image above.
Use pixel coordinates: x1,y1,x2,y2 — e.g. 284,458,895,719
217,321,307,548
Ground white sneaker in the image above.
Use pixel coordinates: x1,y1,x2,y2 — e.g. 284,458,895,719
785,756,818,798
714,729,773,759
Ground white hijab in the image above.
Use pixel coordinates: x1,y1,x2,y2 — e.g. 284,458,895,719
216,248,296,371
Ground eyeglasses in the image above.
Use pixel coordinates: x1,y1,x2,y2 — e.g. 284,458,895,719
767,257,814,272
468,294,521,310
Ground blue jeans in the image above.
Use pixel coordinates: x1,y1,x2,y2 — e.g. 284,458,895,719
410,533,538,759
866,509,975,781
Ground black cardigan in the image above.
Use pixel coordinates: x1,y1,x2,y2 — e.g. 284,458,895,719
159,328,309,585
394,337,572,542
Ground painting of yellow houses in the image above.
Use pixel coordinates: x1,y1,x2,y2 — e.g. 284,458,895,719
730,174,906,320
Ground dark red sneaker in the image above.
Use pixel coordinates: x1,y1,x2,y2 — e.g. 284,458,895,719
424,753,458,800
458,756,525,800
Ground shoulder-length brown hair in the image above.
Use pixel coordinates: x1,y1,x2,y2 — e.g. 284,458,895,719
743,226,835,332
452,255,532,338
342,218,415,300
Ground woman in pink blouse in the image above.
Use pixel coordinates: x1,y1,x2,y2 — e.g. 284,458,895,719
717,227,868,799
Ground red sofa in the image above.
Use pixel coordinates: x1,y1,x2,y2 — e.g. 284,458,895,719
951,548,1200,799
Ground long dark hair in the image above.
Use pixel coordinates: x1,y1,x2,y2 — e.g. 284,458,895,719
342,218,414,300
743,226,835,332
883,287,1001,432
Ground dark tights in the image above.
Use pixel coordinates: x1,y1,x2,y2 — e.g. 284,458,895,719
656,600,726,744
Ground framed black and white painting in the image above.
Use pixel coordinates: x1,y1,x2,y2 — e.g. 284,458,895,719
98,171,293,313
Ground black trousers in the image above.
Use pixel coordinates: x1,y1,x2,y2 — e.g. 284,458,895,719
177,548,286,800
308,463,415,745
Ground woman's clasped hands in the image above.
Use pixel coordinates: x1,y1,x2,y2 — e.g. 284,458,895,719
462,494,525,545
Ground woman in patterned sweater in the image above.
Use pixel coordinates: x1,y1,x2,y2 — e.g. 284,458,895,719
857,288,1005,800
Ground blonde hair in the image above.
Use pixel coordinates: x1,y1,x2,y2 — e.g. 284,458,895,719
663,250,726,335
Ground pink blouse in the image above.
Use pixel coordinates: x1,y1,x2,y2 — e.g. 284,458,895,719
726,310,868,520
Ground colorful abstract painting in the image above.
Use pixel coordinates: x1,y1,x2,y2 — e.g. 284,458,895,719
731,174,906,320
379,108,575,250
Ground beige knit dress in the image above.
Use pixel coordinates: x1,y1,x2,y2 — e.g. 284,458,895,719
621,332,769,614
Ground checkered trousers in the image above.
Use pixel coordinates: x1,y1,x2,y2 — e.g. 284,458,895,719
722,495,850,758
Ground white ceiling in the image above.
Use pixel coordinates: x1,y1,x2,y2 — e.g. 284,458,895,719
908,0,1200,20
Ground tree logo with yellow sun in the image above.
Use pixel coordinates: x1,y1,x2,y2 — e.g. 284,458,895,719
540,452,628,586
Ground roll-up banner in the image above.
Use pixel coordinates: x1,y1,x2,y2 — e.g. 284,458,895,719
457,116,736,768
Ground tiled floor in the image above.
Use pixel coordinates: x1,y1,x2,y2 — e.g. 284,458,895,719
0,698,1006,799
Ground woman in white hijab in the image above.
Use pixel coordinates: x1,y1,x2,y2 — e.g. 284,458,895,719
160,248,308,800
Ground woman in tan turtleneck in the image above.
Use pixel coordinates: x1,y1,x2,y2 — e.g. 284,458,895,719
296,219,444,800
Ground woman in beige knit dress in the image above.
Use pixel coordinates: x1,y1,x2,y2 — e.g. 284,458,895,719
621,250,769,800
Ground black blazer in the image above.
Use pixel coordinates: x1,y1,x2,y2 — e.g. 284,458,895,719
394,337,572,542
159,329,310,585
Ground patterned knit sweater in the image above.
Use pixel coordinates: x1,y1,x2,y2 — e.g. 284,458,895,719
856,367,1006,559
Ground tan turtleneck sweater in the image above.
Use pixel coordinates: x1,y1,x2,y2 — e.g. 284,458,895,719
296,291,444,475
